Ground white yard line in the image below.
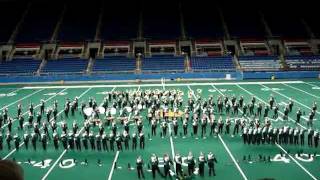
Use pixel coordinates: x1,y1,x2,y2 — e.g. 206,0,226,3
107,151,120,180
0,89,44,111
41,148,67,180
168,123,176,172
218,134,248,180
276,143,318,180
236,84,318,179
42,126,86,180
304,81,320,89
260,84,320,115
47,86,118,179
187,85,197,99
210,85,248,180
282,83,320,99
22,81,304,90
2,88,68,128
161,78,165,90
2,88,92,160
163,82,176,172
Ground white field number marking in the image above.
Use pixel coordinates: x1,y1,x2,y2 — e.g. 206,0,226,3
44,92,67,96
261,87,284,91
271,154,319,164
0,93,17,97
208,89,232,93
59,159,76,169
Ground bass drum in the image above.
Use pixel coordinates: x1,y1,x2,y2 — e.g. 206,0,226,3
110,107,117,115
98,107,105,114
83,107,93,116
125,106,132,113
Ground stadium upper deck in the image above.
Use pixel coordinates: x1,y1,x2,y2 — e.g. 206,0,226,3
0,0,319,78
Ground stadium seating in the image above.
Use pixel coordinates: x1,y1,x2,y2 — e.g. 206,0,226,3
142,55,185,72
93,56,136,72
238,55,281,71
41,58,88,73
0,58,41,74
190,56,235,71
285,55,320,71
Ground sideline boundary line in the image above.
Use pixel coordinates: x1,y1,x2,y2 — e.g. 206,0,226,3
22,81,304,89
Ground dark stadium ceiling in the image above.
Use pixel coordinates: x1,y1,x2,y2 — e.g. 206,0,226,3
0,0,316,12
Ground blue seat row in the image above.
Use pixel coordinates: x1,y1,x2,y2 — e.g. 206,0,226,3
191,56,235,70
93,57,136,72
285,55,320,70
238,55,280,71
0,58,41,74
142,56,185,71
42,58,88,73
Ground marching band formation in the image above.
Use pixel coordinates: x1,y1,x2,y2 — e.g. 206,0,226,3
0,88,318,179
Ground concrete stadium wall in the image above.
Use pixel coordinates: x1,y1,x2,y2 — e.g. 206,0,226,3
0,71,318,84
0,72,240,84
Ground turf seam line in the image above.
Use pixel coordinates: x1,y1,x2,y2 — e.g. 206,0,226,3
282,83,320,99
210,85,249,180
260,84,320,115
22,81,304,89
107,151,120,180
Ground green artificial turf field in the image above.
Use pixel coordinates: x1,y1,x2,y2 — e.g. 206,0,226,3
0,79,319,180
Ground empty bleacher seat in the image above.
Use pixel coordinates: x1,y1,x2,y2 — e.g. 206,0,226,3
191,56,235,71
93,56,136,72
285,55,320,71
238,55,280,71
0,58,41,74
42,58,88,73
142,56,185,72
